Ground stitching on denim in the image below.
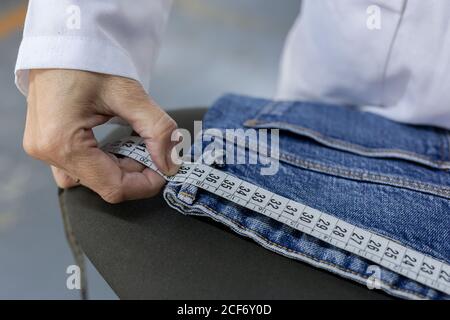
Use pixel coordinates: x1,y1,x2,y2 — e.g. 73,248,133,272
445,131,450,161
178,183,448,264
165,192,429,299
204,131,450,199
263,102,277,115
281,152,450,194
206,131,450,199
279,152,450,199
242,120,450,197
180,191,196,200
254,102,278,118
438,128,445,162
247,119,450,169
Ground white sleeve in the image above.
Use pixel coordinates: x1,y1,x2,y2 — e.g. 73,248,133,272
15,0,172,95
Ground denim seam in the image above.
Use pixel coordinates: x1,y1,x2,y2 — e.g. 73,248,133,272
180,189,447,265
246,119,450,170
257,102,278,117
446,132,450,162
166,191,429,299
439,129,445,162
171,196,422,297
279,152,450,200
202,131,450,198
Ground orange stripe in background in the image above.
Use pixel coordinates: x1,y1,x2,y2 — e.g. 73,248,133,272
0,3,27,39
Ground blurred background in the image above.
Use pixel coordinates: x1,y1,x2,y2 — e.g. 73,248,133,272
0,0,299,299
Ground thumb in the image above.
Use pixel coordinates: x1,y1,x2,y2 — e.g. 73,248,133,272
101,77,180,175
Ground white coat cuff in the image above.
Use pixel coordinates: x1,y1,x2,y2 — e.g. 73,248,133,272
15,35,145,96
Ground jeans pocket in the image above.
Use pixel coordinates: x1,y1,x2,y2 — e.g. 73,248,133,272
243,100,450,199
244,100,450,170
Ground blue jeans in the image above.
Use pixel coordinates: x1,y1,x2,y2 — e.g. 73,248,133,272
164,94,450,299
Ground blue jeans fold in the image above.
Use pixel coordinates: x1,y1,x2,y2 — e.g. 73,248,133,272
164,94,450,300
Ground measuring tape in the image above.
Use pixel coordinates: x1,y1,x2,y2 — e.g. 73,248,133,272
103,136,450,296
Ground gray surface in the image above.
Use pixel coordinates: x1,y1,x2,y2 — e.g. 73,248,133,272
61,108,392,300
61,185,391,300
0,0,300,299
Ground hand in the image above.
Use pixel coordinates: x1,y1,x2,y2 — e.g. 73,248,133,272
23,69,180,203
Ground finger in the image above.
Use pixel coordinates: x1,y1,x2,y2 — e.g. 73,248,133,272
106,153,166,199
107,152,146,173
101,78,180,175
125,168,166,199
68,146,166,204
51,165,80,188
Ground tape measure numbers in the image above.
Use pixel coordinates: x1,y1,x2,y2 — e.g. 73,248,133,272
103,136,450,296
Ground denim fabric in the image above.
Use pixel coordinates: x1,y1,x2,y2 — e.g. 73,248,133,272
163,94,450,300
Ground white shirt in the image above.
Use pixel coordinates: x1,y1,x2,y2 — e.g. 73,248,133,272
15,0,450,129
